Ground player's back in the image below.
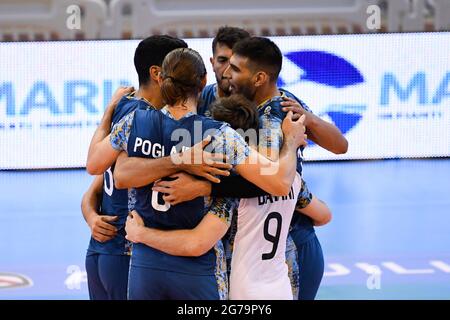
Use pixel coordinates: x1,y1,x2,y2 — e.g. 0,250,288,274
230,173,301,300
127,109,226,275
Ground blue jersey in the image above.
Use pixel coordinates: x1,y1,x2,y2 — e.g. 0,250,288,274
88,94,153,255
127,109,229,275
257,92,305,175
198,83,218,117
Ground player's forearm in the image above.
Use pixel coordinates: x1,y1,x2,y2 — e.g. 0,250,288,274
86,100,119,175
137,227,206,257
273,138,299,194
307,114,348,154
87,103,115,165
94,111,113,142
236,148,295,196
86,134,121,175
81,176,103,225
82,197,99,227
296,208,329,227
114,152,179,189
297,196,332,226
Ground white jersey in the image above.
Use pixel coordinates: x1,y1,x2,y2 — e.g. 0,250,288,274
229,173,301,300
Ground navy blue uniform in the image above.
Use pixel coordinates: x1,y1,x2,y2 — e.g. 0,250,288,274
118,109,236,300
198,83,218,117
85,94,152,300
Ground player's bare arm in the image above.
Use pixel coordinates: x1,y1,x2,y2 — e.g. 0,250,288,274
297,195,332,227
152,172,211,205
113,136,232,189
85,86,134,175
281,96,348,154
81,175,118,242
125,210,228,257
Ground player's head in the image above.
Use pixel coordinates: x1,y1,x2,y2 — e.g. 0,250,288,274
223,37,282,101
160,47,207,106
134,35,188,87
210,94,259,146
210,94,258,131
210,27,250,96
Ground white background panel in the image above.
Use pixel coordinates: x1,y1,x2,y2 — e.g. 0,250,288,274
0,33,449,168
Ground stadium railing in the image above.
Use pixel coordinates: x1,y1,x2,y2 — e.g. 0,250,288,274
106,0,377,39
0,0,107,41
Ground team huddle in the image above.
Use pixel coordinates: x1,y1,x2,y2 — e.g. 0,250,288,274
82,27,348,300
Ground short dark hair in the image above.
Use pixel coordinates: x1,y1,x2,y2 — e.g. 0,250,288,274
210,94,258,131
160,48,207,106
232,37,282,82
212,26,250,54
134,35,188,86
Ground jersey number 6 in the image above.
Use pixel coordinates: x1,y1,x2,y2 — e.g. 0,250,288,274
151,190,170,212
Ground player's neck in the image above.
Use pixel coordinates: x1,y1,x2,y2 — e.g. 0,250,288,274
254,85,280,106
217,85,228,98
166,96,198,120
136,83,163,109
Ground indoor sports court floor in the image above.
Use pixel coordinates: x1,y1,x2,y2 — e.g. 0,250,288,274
1,158,449,299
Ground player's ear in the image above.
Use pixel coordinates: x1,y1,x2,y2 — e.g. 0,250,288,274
149,65,160,82
254,71,268,88
209,56,214,67
157,72,163,87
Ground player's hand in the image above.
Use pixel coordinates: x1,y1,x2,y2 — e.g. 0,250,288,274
282,112,307,148
105,86,135,115
281,96,310,123
152,173,212,206
88,214,118,243
125,210,145,243
172,136,232,183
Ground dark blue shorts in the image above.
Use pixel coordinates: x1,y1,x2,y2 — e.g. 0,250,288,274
295,234,325,300
85,252,130,300
128,265,221,300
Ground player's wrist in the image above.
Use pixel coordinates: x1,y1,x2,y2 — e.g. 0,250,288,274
177,161,199,176
282,135,298,150
304,112,318,129
99,104,115,129
170,152,185,170
86,210,102,231
86,211,100,228
196,179,212,197
134,225,147,243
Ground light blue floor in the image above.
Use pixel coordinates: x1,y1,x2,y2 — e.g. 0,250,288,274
1,159,449,299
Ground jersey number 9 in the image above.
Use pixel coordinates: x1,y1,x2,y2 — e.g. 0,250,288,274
262,211,282,260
